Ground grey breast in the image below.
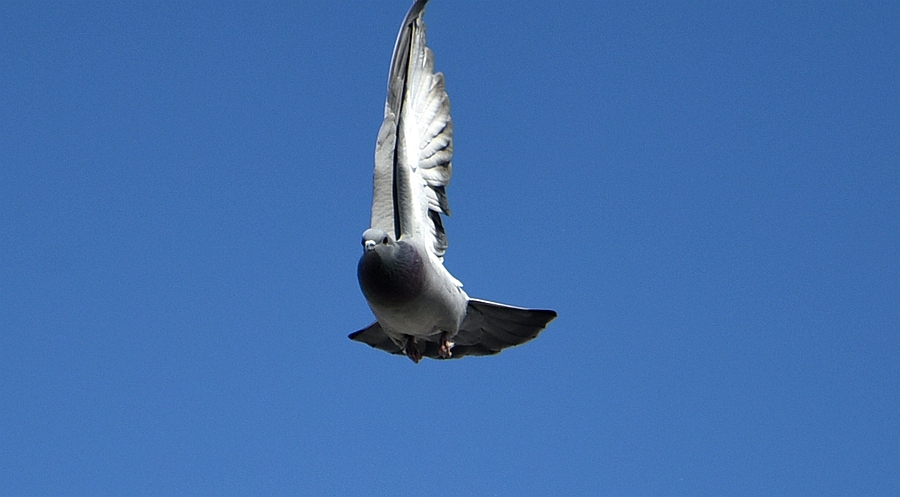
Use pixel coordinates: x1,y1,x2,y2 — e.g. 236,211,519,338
357,241,426,306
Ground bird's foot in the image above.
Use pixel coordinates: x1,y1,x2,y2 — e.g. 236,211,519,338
438,332,454,359
404,336,422,364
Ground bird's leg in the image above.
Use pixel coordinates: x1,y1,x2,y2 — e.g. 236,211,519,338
404,335,422,364
438,331,454,359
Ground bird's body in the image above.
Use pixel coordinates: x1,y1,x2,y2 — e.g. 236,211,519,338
351,0,556,362
358,229,468,361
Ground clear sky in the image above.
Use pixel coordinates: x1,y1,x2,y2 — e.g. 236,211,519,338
1,1,898,495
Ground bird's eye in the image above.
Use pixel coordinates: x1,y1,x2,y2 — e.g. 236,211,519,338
382,237,389,245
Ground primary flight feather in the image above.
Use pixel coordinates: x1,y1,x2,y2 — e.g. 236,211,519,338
351,0,557,363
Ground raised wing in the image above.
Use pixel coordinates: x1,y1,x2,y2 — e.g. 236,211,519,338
370,0,453,260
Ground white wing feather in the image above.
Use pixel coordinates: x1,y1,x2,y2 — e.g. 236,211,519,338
370,0,452,260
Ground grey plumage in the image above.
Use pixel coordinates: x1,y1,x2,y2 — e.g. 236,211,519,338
352,0,556,362
351,299,557,359
358,229,425,306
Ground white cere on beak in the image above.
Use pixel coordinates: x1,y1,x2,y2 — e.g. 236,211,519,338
364,239,376,251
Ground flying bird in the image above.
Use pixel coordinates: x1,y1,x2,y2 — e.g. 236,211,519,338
350,0,557,363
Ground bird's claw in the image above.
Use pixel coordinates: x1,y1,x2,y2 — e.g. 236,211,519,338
404,336,422,364
439,332,454,359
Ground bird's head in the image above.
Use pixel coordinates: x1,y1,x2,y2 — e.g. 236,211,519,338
361,228,394,252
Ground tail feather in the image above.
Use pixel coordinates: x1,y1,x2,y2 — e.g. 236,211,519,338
349,298,557,360
452,298,557,357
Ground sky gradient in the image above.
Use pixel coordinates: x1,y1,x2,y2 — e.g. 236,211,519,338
1,1,898,495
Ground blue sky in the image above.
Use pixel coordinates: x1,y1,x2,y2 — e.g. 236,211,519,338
1,1,897,495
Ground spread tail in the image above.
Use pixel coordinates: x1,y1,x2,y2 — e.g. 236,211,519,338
349,298,557,360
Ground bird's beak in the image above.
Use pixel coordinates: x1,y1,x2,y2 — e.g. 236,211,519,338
364,240,376,251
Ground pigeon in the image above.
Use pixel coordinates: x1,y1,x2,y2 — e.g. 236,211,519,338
350,0,557,363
